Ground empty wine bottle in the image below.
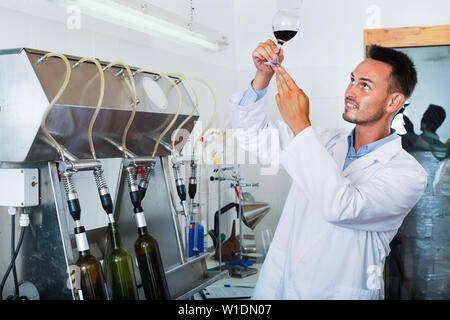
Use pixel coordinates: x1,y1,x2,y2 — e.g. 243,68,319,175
106,217,139,300
74,225,107,300
134,209,170,300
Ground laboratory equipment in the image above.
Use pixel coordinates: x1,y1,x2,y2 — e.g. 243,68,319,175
209,166,271,277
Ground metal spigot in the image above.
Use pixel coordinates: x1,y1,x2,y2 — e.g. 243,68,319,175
36,56,47,65
93,167,113,214
172,159,189,217
188,160,197,200
62,170,81,222
126,165,143,213
138,160,156,200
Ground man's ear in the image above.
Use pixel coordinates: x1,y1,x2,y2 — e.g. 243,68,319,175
386,93,405,114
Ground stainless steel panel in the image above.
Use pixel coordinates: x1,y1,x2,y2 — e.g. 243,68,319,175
0,48,198,162
25,105,195,161
0,49,49,162
26,49,195,115
0,161,74,300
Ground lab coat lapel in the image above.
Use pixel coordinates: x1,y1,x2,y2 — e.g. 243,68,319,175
329,134,349,171
342,136,403,176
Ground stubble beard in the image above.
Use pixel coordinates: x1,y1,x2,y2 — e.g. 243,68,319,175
343,99,387,126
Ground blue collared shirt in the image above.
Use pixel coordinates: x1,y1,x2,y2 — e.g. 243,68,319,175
238,83,398,170
239,84,268,106
344,129,398,170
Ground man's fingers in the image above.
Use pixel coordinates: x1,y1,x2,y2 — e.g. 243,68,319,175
252,47,268,62
275,73,284,96
276,71,289,94
253,40,279,63
275,93,281,106
259,42,279,61
265,39,278,51
252,50,265,62
262,44,278,61
254,46,274,62
278,68,298,91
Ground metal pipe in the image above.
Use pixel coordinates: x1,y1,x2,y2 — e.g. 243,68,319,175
39,136,79,162
103,136,138,158
237,165,244,260
123,157,156,167
217,165,222,272
59,159,102,172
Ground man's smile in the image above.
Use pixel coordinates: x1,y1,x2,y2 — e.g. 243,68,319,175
345,98,359,110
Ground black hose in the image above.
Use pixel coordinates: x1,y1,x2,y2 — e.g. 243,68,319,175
0,226,26,300
11,215,19,297
211,203,240,249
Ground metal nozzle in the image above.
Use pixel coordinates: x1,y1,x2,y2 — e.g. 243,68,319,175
126,165,139,193
114,68,125,77
36,56,47,65
62,170,77,198
72,61,82,70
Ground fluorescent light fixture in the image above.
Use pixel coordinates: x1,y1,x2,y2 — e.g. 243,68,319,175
49,0,228,51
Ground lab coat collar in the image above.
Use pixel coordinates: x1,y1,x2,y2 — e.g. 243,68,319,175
331,130,403,175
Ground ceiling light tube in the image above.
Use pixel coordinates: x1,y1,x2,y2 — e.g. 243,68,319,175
50,0,228,51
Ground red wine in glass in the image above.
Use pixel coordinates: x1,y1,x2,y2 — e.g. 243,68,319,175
265,10,301,67
274,30,298,45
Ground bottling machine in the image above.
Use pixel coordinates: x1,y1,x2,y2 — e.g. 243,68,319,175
0,47,228,300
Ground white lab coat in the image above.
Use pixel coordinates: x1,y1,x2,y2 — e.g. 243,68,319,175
229,90,427,300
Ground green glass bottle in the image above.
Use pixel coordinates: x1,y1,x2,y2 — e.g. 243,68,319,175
134,210,170,300
74,225,107,300
106,215,139,300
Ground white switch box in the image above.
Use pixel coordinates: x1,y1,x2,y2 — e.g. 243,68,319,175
0,168,39,207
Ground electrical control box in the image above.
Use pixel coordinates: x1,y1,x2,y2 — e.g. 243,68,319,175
0,168,39,207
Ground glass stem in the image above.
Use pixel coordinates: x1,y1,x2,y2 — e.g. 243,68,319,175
276,43,283,64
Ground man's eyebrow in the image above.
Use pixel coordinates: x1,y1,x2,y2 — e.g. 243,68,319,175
350,72,373,84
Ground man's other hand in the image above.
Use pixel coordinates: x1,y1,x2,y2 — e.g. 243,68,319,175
274,67,311,136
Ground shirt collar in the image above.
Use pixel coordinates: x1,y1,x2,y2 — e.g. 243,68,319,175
347,128,398,156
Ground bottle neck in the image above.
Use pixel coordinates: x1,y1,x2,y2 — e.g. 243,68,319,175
137,226,148,237
79,249,91,257
108,222,122,249
74,226,90,253
134,210,147,229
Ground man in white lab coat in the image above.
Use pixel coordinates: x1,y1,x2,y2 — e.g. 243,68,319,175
229,40,427,300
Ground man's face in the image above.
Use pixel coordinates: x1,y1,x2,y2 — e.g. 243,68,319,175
343,58,392,125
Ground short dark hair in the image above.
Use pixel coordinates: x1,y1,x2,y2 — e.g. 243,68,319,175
367,45,418,99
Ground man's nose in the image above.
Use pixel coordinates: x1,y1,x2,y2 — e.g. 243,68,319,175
345,85,357,100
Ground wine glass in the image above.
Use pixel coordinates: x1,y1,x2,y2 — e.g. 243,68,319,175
264,9,301,67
